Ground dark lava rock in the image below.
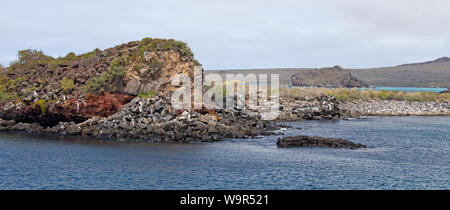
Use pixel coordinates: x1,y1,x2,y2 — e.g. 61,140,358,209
277,135,367,149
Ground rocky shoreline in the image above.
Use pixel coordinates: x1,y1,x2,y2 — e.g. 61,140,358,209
341,100,450,117
2,94,449,144
0,95,345,142
0,96,280,142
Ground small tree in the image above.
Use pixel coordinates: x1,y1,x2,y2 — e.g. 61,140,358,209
17,49,51,65
8,49,53,70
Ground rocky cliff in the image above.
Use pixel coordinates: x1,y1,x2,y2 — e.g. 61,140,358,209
291,66,368,88
0,38,200,127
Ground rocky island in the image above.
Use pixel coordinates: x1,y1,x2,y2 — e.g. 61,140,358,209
0,38,284,142
1,38,449,147
290,66,368,88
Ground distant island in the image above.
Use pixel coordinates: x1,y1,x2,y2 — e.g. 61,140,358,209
290,66,368,88
206,57,450,88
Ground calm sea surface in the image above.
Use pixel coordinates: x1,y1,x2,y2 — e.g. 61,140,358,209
0,116,449,189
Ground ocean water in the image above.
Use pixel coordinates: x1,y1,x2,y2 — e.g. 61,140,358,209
0,116,449,190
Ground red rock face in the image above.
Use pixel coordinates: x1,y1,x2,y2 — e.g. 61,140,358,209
55,93,134,119
0,93,134,127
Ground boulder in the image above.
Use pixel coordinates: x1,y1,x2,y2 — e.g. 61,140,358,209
277,135,367,149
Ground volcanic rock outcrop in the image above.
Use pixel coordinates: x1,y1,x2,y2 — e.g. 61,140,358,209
0,38,200,127
0,38,280,142
291,66,368,88
0,38,358,142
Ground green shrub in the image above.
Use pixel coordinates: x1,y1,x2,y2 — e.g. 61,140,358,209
85,55,129,93
48,59,65,69
109,55,128,76
17,49,51,65
0,73,23,103
48,52,78,70
65,52,77,60
137,91,157,99
178,45,194,58
79,48,100,59
0,76,24,91
86,72,112,93
0,89,16,103
8,49,53,70
33,99,48,115
138,38,195,59
60,77,76,92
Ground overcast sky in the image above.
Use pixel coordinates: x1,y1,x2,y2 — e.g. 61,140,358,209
1,0,450,70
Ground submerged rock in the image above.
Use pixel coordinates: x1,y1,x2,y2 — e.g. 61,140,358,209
277,135,367,149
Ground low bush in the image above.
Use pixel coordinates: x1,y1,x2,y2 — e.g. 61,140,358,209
137,91,157,99
8,49,53,70
138,38,195,59
48,52,78,70
33,99,48,115
86,72,112,93
109,55,128,76
85,55,129,93
78,48,101,59
60,77,76,92
0,89,16,103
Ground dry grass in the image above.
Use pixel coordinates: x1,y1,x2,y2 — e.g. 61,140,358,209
280,87,450,102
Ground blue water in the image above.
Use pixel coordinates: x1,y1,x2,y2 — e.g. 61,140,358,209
358,86,447,93
0,116,449,189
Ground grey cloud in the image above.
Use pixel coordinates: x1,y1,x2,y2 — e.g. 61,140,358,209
0,0,449,69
